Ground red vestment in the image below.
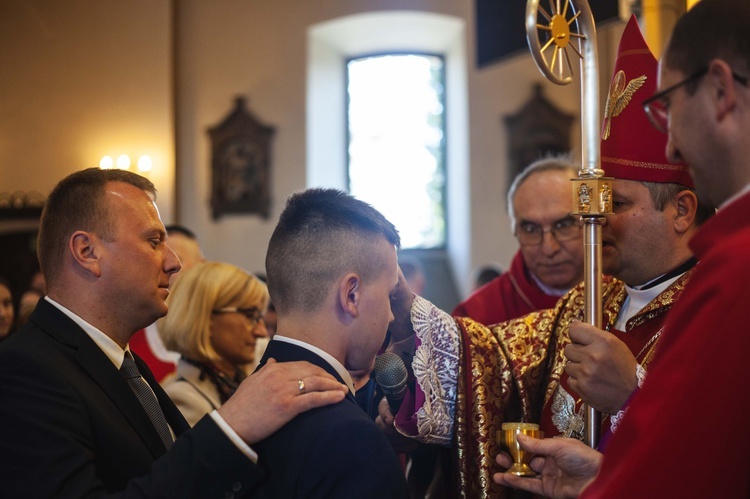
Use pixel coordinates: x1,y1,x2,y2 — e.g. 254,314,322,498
582,192,750,498
453,250,562,325
449,271,690,498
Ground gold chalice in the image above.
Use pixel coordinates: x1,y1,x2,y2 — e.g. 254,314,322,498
498,422,543,477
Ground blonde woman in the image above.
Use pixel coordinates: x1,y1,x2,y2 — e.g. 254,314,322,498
158,261,269,426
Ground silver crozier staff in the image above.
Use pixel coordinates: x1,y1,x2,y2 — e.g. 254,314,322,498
525,0,612,448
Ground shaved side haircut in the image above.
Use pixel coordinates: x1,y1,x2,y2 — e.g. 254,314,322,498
266,188,400,315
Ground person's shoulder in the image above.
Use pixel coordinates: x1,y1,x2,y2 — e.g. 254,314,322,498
163,376,208,400
164,367,218,404
0,321,58,361
314,399,390,441
164,380,215,427
280,400,399,473
0,323,82,403
302,406,406,493
255,400,406,497
695,222,750,278
295,395,363,424
265,397,373,445
254,398,357,466
714,224,750,257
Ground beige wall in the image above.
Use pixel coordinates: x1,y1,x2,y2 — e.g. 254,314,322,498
0,0,175,221
1,0,626,302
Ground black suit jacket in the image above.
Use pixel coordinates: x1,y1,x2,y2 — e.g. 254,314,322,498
0,299,263,498
251,340,409,499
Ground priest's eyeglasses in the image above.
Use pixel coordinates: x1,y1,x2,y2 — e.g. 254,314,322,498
212,306,263,326
516,216,582,246
643,68,748,133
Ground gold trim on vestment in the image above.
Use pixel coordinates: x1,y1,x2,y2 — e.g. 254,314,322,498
452,270,694,495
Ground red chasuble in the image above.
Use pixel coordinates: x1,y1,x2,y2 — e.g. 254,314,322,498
453,250,562,325
582,192,750,498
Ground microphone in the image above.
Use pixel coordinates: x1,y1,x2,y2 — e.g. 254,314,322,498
373,352,409,414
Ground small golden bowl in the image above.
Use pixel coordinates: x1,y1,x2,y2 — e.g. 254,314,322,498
497,422,544,477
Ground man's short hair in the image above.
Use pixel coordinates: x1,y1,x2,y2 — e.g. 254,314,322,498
507,155,578,231
642,181,715,226
265,188,400,315
38,168,155,286
665,0,750,83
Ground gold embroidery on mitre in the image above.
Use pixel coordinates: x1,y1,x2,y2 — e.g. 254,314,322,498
601,156,689,172
603,70,647,140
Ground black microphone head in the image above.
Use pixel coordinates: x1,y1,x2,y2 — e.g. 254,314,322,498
373,352,408,395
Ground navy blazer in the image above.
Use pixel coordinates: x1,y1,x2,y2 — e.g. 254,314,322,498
251,339,410,499
0,299,262,498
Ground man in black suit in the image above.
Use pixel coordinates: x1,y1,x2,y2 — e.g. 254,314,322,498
254,188,410,498
0,168,348,497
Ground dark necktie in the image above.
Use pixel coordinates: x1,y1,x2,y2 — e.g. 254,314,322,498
120,352,173,449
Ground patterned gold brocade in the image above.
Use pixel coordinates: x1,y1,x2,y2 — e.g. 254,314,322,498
540,276,624,409
453,271,693,496
454,318,512,499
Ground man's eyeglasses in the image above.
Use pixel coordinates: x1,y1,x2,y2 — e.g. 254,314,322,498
212,307,263,326
516,217,582,246
643,68,748,133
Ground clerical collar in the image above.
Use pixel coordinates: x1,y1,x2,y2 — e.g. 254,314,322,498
633,257,698,291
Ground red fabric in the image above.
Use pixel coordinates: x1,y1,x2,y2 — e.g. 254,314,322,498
582,192,750,498
600,16,693,188
452,250,561,325
129,329,176,383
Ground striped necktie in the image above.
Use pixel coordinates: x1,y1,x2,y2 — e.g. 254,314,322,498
120,352,173,449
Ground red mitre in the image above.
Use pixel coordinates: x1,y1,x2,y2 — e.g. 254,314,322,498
600,15,694,188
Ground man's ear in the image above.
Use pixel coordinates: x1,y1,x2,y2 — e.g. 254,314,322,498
70,231,103,278
338,273,361,319
673,189,698,234
708,59,739,122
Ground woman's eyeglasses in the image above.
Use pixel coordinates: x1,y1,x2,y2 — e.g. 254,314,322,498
212,307,263,326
